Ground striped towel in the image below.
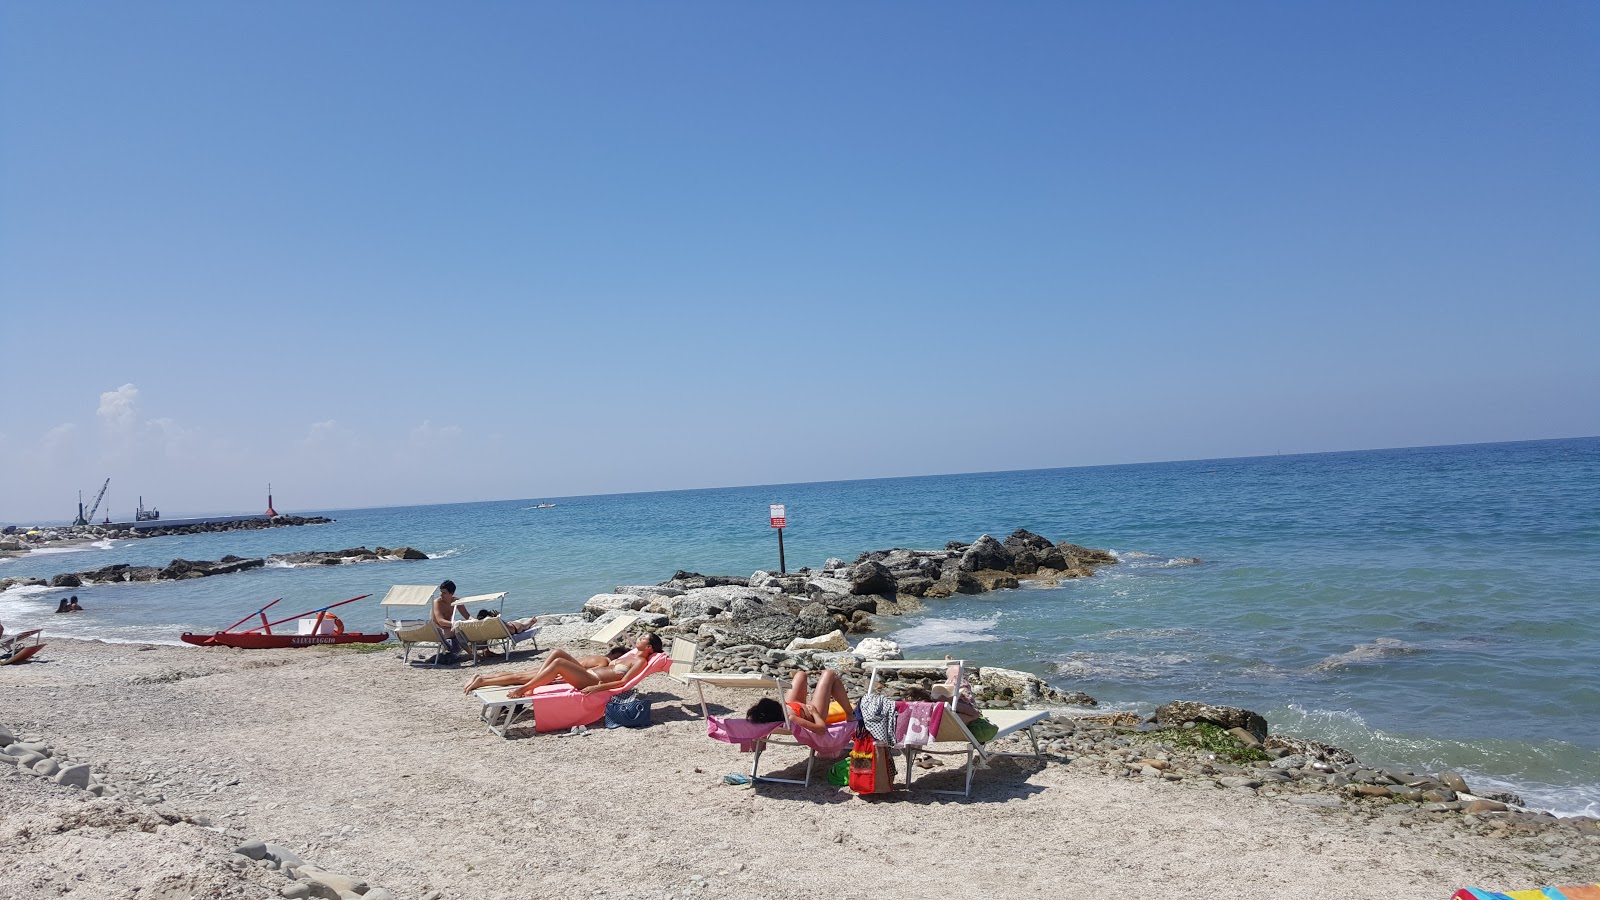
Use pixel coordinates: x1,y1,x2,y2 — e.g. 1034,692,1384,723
1453,884,1600,899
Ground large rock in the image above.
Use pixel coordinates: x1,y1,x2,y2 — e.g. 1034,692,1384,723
1152,701,1269,742
955,570,1019,593
958,535,1013,572
54,763,93,789
849,560,896,596
50,574,83,588
615,584,685,599
786,630,850,652
1057,542,1117,566
795,603,839,638
852,638,903,661
805,577,851,598
582,593,647,617
974,667,1046,704
391,546,428,560
1002,529,1055,554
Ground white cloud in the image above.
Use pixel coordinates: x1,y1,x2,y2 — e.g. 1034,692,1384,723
97,384,139,431
409,420,463,448
41,423,77,454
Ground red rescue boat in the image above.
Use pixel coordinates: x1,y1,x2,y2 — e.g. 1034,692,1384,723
180,595,388,648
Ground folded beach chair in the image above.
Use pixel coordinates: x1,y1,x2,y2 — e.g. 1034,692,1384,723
472,643,684,737
865,659,1049,798
1454,885,1600,899
590,614,638,646
450,592,540,664
379,585,454,665
692,672,856,786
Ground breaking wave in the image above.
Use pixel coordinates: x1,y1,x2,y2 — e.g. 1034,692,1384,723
891,616,1001,649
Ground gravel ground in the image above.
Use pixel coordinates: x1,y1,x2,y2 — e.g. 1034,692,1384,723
1,638,1592,899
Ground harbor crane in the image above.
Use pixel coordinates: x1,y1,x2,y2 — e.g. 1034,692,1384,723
74,478,110,527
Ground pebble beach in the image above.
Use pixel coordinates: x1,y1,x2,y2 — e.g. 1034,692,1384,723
4,634,1598,900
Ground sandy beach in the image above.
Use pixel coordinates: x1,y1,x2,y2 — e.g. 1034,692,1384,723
3,637,1595,900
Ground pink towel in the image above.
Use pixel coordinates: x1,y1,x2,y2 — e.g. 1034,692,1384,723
707,716,782,752
894,701,945,748
789,719,856,757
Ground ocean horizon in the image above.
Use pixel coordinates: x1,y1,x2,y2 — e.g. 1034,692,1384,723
4,435,1598,816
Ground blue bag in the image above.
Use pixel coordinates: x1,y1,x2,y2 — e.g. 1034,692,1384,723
604,693,652,729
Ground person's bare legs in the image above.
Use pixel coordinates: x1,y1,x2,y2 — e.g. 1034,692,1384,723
464,669,543,694
508,658,600,698
784,670,810,706
464,648,584,693
810,669,852,721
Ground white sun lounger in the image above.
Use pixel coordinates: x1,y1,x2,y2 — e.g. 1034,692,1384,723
450,592,540,664
865,659,1048,797
380,585,452,664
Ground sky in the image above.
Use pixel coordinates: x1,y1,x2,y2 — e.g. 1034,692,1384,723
2,2,1596,522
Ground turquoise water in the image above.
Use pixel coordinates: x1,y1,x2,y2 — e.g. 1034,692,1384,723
4,437,1598,814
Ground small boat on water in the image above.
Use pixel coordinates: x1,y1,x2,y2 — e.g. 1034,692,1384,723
536,503,556,509
0,629,45,665
181,595,388,649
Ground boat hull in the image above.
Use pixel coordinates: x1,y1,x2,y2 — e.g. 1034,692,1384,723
180,632,389,649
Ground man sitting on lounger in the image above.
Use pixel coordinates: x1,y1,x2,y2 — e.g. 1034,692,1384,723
463,633,662,697
748,668,853,734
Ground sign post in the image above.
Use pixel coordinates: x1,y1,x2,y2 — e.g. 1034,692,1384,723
769,504,787,574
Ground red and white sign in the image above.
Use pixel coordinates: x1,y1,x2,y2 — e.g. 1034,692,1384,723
769,504,786,529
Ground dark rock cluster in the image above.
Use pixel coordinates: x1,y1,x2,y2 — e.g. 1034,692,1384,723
4,547,429,592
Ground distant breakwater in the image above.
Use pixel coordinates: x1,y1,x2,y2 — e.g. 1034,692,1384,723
0,515,335,558
0,546,429,593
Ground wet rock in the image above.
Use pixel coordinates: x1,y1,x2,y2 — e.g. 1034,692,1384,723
1439,771,1471,793
848,560,896,596
50,574,83,588
956,570,1020,593
1152,701,1269,742
958,535,1013,572
1056,542,1117,566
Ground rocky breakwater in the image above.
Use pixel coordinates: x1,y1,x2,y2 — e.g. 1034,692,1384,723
0,514,335,557
1025,700,1600,876
547,528,1117,705
1,547,429,593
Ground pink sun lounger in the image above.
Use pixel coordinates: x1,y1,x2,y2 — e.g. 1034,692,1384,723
473,649,674,736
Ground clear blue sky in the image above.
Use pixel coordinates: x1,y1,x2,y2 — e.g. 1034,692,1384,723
2,2,1596,521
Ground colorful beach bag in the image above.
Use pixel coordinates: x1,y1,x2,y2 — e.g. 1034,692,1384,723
848,730,879,794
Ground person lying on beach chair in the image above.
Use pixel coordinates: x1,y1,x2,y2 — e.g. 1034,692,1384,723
472,608,538,636
462,641,634,694
748,668,853,734
463,634,662,697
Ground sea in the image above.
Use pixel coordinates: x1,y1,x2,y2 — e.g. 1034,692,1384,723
3,437,1597,816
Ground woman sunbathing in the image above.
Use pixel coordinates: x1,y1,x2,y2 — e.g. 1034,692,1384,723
463,634,661,697
748,668,853,734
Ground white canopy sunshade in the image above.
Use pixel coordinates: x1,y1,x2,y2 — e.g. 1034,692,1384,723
378,584,438,609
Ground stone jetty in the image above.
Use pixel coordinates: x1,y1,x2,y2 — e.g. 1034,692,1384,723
0,514,334,557
0,546,429,593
